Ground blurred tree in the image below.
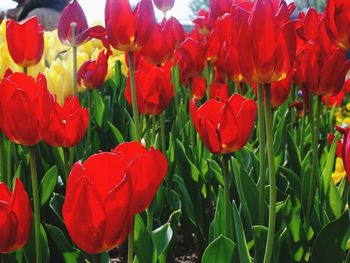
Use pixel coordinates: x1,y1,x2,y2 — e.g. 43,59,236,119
294,0,326,12
189,0,208,18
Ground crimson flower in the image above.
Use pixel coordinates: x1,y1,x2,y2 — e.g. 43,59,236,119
326,0,350,49
191,76,206,100
238,0,296,84
0,72,52,146
0,178,32,253
125,59,174,115
209,80,229,102
77,50,109,89
190,93,257,154
58,0,108,47
105,0,156,52
43,96,89,148
6,16,44,68
153,0,175,13
63,152,133,254
141,17,185,65
322,90,344,108
112,141,168,214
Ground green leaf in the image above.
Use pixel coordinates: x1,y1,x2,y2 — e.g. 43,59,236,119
152,223,173,263
286,130,302,175
134,215,157,263
45,224,80,263
202,235,237,263
311,211,349,262
176,139,200,182
39,166,58,207
252,226,268,263
207,159,224,186
232,201,252,263
92,89,105,127
24,224,49,263
213,187,235,242
328,180,342,219
49,193,65,222
107,121,125,144
321,133,341,196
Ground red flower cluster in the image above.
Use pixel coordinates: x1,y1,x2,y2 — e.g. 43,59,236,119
0,71,88,148
63,141,168,254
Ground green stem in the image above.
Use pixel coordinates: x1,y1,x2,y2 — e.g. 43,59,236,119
263,84,276,263
127,219,135,263
1,254,8,263
87,89,93,148
257,84,266,225
222,154,231,237
160,113,166,153
6,142,12,186
299,109,306,157
151,115,156,146
128,52,141,142
146,206,154,232
71,22,78,96
63,147,69,182
0,136,3,182
306,95,321,220
145,116,151,148
93,254,101,263
68,147,75,172
29,146,41,263
172,63,179,110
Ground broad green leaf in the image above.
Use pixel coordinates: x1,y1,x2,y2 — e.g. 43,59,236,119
232,201,252,263
202,235,237,263
45,224,80,263
176,139,200,182
152,223,173,263
252,225,268,263
311,211,349,263
92,89,105,127
134,215,157,263
286,130,302,175
213,187,235,242
107,121,125,144
39,166,58,207
24,224,49,263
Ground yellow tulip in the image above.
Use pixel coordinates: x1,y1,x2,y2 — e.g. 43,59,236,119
332,157,346,185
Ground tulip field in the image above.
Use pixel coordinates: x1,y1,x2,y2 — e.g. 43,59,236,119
1,0,350,262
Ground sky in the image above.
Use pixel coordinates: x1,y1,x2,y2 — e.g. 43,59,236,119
0,0,193,24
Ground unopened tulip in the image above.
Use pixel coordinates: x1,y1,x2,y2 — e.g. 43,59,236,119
63,152,133,254
0,178,32,253
190,93,257,154
43,96,89,148
0,72,52,146
6,17,44,68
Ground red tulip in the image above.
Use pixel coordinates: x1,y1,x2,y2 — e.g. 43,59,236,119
336,126,350,183
238,0,296,84
326,0,350,49
112,141,168,214
209,80,229,102
6,17,44,68
328,132,343,158
141,17,184,65
190,93,257,154
105,0,156,52
0,72,52,146
63,152,133,254
43,96,89,148
0,178,32,253
58,0,108,47
192,76,206,100
322,90,344,108
153,0,175,13
174,34,207,85
125,59,174,115
193,9,210,34
77,50,109,89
